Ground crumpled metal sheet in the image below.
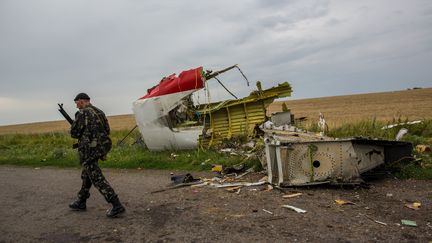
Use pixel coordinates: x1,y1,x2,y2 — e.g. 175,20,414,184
199,82,293,147
265,136,412,186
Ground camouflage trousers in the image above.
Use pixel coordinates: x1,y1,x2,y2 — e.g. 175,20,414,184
77,159,117,203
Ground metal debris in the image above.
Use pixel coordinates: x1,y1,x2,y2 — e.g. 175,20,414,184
235,168,254,179
211,164,223,173
360,213,387,226
151,180,204,193
395,128,408,141
264,134,412,186
281,205,307,213
401,219,417,227
225,186,242,192
335,199,356,205
381,120,422,129
133,64,292,151
404,202,421,210
282,193,303,198
262,209,273,215
171,173,199,184
213,181,267,188
416,144,431,153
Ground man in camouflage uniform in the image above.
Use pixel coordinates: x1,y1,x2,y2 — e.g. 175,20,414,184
69,93,125,217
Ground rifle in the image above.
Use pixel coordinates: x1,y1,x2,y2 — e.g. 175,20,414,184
58,103,74,125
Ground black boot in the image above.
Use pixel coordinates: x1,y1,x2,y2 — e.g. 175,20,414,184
106,197,125,218
69,198,86,211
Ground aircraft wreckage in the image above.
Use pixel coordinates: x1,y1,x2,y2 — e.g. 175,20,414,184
133,65,412,186
133,65,292,151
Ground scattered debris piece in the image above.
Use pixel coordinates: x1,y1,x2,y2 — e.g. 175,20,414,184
211,165,223,173
151,180,204,193
225,186,242,192
335,199,356,205
220,148,233,153
235,168,254,179
265,134,412,186
235,171,250,179
282,193,303,199
416,144,431,154
404,202,421,210
259,176,268,182
401,219,417,227
242,141,256,149
266,184,274,191
191,182,209,188
148,173,205,193
171,173,198,184
318,112,328,136
271,110,294,127
213,181,266,188
395,128,408,141
373,220,387,226
381,120,422,130
223,163,245,174
386,193,393,197
360,213,387,226
262,209,273,215
208,177,223,183
281,205,307,213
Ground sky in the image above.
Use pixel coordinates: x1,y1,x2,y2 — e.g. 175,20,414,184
1,0,431,125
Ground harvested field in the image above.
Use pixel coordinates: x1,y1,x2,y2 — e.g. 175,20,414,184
1,88,431,135
269,88,432,128
0,114,136,135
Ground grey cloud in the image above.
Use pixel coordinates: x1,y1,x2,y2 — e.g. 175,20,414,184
325,18,344,26
0,0,431,125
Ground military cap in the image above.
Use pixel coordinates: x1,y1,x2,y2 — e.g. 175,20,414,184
74,93,91,101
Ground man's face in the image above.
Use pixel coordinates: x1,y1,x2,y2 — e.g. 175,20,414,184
75,99,89,109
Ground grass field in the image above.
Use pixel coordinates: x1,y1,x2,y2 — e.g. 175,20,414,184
0,88,431,178
0,130,261,171
269,87,432,128
0,114,136,135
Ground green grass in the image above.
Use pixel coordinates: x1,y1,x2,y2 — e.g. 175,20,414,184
0,130,260,171
1,119,431,179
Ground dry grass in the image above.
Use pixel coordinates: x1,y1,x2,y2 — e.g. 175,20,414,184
0,114,136,135
268,88,432,128
1,88,431,134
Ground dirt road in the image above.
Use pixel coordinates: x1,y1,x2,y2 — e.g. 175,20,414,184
0,166,431,242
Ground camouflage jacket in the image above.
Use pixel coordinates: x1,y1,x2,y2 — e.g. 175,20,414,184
70,104,112,162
